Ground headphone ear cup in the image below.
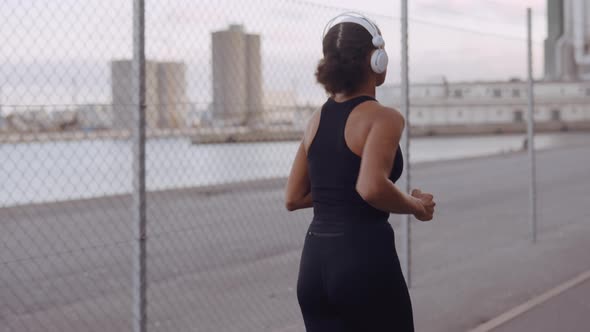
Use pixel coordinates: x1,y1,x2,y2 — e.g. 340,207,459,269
372,35,385,48
371,49,388,74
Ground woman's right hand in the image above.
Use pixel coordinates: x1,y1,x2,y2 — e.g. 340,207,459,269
411,189,435,222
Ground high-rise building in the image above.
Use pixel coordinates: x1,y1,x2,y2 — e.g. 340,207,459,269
544,0,590,81
211,25,263,126
111,60,159,129
157,62,188,128
245,33,263,125
111,60,187,129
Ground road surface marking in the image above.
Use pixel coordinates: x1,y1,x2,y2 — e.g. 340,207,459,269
468,269,590,332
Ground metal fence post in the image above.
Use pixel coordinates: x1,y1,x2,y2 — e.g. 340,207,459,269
526,8,537,244
400,0,412,287
132,0,147,331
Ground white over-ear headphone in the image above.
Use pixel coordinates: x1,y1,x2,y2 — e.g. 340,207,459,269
322,12,389,74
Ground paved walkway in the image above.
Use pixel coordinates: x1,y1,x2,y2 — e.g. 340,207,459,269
1,143,590,331
492,276,590,332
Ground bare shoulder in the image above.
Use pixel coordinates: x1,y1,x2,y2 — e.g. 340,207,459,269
384,106,405,124
360,101,405,131
303,108,322,151
379,105,405,129
307,108,321,127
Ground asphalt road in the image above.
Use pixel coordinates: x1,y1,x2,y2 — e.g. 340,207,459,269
1,143,589,332
493,278,590,332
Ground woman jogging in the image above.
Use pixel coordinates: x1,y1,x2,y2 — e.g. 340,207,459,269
285,12,436,331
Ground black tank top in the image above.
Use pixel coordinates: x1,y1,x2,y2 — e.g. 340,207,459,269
307,96,404,224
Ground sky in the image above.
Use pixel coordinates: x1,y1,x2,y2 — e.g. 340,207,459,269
0,0,549,106
303,0,548,81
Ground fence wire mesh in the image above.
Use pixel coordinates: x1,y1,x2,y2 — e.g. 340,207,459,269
1,2,135,332
1,0,589,331
141,2,397,331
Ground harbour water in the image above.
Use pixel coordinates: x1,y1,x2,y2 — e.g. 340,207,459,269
0,132,587,207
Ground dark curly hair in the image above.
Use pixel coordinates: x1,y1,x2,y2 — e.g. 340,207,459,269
315,22,376,96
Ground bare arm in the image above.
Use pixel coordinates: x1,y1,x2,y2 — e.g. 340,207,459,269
355,108,422,215
285,141,313,211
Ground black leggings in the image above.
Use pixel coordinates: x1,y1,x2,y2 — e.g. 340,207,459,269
297,221,414,332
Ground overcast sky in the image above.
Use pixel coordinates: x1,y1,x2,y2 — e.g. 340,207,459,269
305,0,548,80
0,0,549,106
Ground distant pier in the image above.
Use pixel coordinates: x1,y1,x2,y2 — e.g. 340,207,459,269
190,121,590,144
0,121,589,144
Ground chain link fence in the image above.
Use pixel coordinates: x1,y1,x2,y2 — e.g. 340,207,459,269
1,0,589,331
0,1,398,331
1,1,135,331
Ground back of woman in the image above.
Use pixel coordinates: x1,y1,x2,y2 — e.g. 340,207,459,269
306,96,403,224
285,12,436,332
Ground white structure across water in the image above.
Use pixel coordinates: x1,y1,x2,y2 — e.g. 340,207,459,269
378,0,590,129
377,79,590,127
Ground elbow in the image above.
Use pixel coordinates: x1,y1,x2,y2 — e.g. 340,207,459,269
285,197,298,211
285,201,297,211
356,181,383,205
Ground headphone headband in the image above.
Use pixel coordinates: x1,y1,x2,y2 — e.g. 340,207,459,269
322,12,383,47
321,11,388,74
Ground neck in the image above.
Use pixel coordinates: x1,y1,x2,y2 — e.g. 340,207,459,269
333,77,377,102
